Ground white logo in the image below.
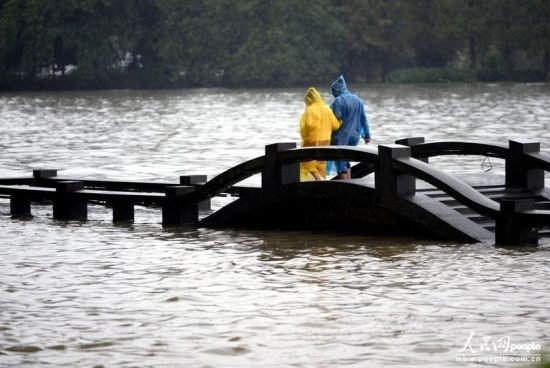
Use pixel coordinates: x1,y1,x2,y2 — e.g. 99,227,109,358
457,331,542,364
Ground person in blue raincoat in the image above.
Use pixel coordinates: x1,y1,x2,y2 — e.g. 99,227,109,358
329,75,371,180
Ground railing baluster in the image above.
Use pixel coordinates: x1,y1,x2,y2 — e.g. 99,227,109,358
262,143,299,190
505,140,544,189
395,137,428,163
32,169,57,186
180,175,210,211
376,145,416,195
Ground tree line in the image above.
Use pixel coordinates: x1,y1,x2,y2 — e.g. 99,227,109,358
0,0,549,90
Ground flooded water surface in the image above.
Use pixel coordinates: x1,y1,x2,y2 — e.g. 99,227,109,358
1,83,550,367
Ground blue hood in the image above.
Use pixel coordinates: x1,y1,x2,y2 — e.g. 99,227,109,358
331,75,349,97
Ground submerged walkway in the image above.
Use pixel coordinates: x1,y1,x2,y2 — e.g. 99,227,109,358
1,138,550,246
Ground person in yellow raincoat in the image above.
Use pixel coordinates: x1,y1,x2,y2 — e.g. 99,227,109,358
299,87,340,181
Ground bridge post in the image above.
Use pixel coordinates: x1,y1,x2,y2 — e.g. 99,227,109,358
10,194,31,217
505,140,544,189
113,199,134,223
53,181,87,221
262,143,299,190
180,175,210,211
495,199,538,246
31,169,58,203
376,145,416,195
32,169,57,186
162,186,198,226
395,137,428,163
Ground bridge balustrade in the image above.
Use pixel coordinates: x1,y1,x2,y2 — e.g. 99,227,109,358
1,139,550,246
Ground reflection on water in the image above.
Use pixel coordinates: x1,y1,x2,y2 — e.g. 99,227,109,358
1,84,550,366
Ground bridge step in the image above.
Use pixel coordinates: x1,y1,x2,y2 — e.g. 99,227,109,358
418,184,550,237
423,187,525,199
417,184,506,194
463,214,495,233
465,214,495,225
436,193,541,206
487,193,542,201
452,206,476,215
535,201,550,210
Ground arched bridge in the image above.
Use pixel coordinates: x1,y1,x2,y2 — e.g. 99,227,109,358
1,138,550,246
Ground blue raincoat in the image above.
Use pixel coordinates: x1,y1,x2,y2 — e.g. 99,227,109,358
329,75,371,174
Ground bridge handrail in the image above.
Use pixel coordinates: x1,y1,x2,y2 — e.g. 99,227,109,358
347,140,510,180
177,145,501,219
524,151,550,173
178,146,379,207
286,146,550,222
278,146,502,218
392,157,500,217
176,146,499,218
408,140,509,158
178,156,265,205
173,144,550,224
408,140,550,173
280,146,379,162
352,140,550,179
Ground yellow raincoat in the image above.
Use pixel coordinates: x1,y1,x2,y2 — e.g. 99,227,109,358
300,87,340,181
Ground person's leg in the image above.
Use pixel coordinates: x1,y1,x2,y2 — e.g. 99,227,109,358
312,172,324,181
300,161,318,181
345,162,351,180
315,161,327,181
335,160,349,180
336,162,351,180
337,170,350,180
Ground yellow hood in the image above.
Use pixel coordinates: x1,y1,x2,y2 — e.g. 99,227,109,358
304,87,323,106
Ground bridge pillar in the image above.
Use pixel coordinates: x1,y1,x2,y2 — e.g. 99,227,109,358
113,199,134,223
395,137,428,163
376,145,416,195
495,199,538,246
10,194,31,217
180,175,210,211
262,143,299,190
53,181,87,221
505,140,544,189
162,186,198,226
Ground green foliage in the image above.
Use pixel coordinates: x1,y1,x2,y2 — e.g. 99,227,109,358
385,67,475,83
0,0,548,89
219,0,343,86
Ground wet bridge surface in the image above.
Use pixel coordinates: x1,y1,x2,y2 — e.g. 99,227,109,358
1,138,550,246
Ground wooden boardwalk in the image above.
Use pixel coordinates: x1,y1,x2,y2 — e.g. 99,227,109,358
1,138,550,246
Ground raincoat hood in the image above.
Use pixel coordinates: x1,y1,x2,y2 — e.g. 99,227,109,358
331,75,349,97
304,87,323,106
